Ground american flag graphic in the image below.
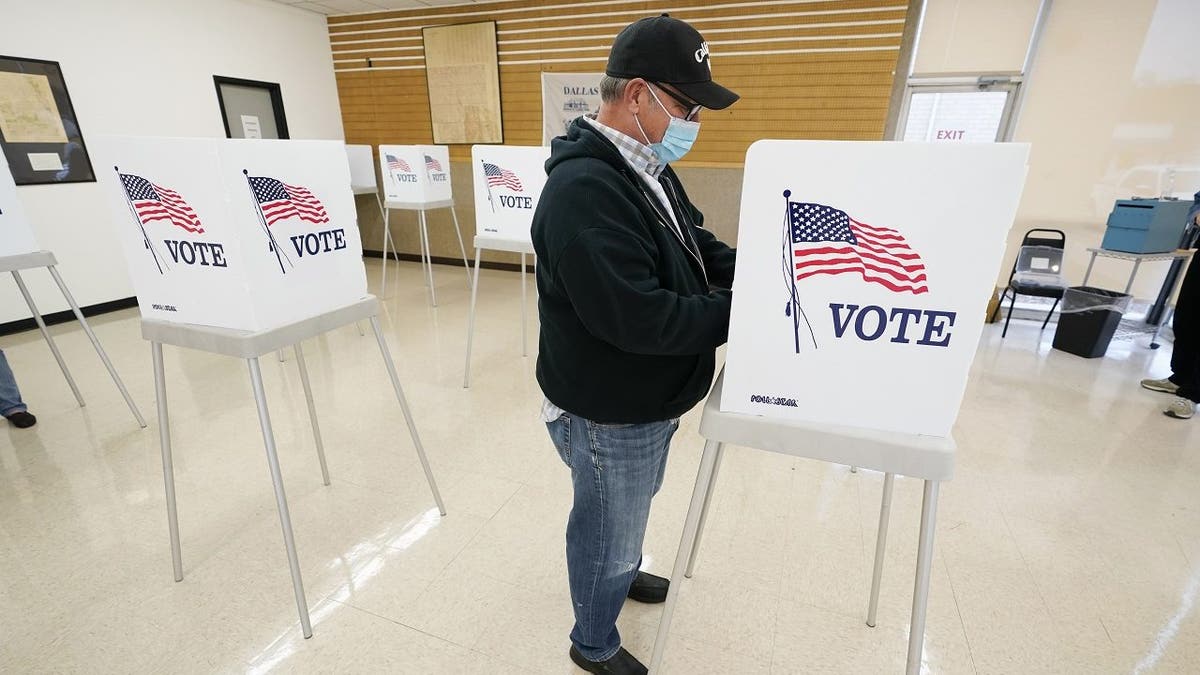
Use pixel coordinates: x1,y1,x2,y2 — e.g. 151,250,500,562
386,154,412,172
483,162,523,191
120,174,204,233
424,154,443,172
247,176,330,226
789,201,928,294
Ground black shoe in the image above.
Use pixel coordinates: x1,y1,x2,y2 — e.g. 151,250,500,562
5,411,36,428
569,646,647,675
627,570,669,604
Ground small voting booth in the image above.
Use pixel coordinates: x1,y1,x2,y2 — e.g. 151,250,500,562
463,144,551,387
650,140,1029,674
0,155,144,426
93,136,444,639
377,144,469,305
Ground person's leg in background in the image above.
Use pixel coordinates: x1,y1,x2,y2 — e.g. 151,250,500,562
546,413,678,673
1165,260,1199,419
0,348,37,428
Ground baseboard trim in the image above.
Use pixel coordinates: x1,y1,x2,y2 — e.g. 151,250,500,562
363,249,535,274
0,296,139,337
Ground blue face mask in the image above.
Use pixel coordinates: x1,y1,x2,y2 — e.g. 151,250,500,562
635,86,700,164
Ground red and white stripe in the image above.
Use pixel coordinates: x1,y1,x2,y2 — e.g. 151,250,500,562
795,218,928,294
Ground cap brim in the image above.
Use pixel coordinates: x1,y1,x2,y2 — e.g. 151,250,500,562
672,79,739,111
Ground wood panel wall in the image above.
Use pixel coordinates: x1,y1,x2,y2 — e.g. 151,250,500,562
329,0,911,167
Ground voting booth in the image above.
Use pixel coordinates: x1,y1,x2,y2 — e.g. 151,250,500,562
0,156,144,426
377,144,469,305
95,137,368,332
91,136,443,639
463,144,550,387
650,141,1030,675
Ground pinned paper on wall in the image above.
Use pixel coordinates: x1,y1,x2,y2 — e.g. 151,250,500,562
241,115,262,139
721,140,1029,437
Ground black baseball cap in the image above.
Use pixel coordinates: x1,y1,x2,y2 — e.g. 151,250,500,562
605,14,739,111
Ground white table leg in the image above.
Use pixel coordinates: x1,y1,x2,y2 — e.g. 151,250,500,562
152,342,183,582
463,249,482,389
867,472,895,628
449,206,472,289
293,342,330,486
1125,259,1141,295
380,207,392,297
277,350,285,363
650,439,722,673
685,442,725,578
46,265,146,427
12,270,84,407
1082,251,1097,286
247,357,313,639
369,316,446,516
906,480,941,675
420,210,437,307
521,252,528,358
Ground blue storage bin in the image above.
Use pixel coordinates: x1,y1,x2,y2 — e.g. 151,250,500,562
1100,199,1191,254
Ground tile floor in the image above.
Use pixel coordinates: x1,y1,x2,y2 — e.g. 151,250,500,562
1,258,1197,674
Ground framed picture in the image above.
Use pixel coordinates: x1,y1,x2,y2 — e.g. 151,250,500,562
213,76,290,140
0,55,95,185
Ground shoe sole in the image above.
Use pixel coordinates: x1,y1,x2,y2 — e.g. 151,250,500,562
1141,383,1179,394
1164,411,1194,419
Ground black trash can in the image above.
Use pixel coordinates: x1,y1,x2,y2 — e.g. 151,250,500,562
1052,286,1132,358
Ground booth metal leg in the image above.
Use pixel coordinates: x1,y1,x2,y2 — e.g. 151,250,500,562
152,342,183,582
369,316,446,515
247,357,313,639
906,480,941,675
685,442,725,578
867,472,895,627
650,439,722,673
463,249,483,389
419,210,436,306
293,342,330,486
11,270,85,407
449,207,472,289
520,252,528,357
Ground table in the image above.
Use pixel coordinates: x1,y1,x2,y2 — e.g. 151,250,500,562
650,370,955,674
142,295,445,638
1081,247,1192,295
0,251,145,427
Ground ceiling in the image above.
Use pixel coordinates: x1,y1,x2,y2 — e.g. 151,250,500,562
270,0,499,15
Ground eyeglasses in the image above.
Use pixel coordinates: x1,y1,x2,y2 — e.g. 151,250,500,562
651,83,702,122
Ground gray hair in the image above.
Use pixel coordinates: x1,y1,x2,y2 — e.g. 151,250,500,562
599,76,631,103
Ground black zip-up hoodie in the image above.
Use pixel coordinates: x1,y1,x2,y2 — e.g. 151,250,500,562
533,118,736,424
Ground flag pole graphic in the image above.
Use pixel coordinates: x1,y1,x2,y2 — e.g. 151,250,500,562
115,166,167,275
482,161,496,214
782,190,817,353
243,170,292,274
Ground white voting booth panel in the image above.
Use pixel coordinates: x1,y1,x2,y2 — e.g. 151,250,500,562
0,159,40,256
469,144,550,248
94,137,368,332
721,140,1029,437
345,144,378,193
462,144,551,388
379,144,452,208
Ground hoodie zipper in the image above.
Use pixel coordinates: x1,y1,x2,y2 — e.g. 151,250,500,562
627,171,710,288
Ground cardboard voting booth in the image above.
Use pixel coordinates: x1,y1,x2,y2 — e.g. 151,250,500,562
469,144,551,247
345,144,378,193
721,140,1029,437
94,137,368,332
0,159,40,257
379,144,453,208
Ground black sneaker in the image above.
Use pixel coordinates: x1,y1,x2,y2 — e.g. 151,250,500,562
569,646,648,675
5,411,36,428
627,570,669,604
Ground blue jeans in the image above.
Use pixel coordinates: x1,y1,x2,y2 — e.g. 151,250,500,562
0,349,28,416
545,411,679,661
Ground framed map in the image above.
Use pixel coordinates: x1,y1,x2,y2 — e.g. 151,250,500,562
0,55,95,185
422,22,503,144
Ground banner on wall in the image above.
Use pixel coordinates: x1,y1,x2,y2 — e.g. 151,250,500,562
541,72,603,145
93,137,368,331
0,158,41,257
379,144,453,208
721,140,1029,437
470,144,550,247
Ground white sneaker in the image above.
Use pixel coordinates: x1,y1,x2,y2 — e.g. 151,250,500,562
1164,397,1196,420
1141,377,1180,394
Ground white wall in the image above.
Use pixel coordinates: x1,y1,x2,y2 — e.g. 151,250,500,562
0,0,343,323
914,0,1200,300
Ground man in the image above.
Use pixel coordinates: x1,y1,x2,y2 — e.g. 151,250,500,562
1141,190,1200,419
0,348,37,428
532,14,739,675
